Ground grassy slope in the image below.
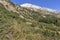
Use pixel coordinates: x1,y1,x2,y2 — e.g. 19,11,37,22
0,3,60,40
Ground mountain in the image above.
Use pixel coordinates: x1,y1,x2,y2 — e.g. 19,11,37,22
0,0,60,40
20,3,57,12
21,3,60,18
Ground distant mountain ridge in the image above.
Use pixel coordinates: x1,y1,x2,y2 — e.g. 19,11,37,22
20,3,59,12
20,3,60,18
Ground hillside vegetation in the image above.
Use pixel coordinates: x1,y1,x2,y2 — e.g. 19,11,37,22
0,1,60,40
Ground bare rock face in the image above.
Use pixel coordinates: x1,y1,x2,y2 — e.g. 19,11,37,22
0,0,19,13
20,3,57,12
20,3,60,18
0,0,9,3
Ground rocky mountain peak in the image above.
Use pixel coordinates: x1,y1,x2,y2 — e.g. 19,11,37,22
20,3,58,13
20,3,41,9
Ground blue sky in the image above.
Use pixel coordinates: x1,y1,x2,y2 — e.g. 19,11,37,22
11,0,60,10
